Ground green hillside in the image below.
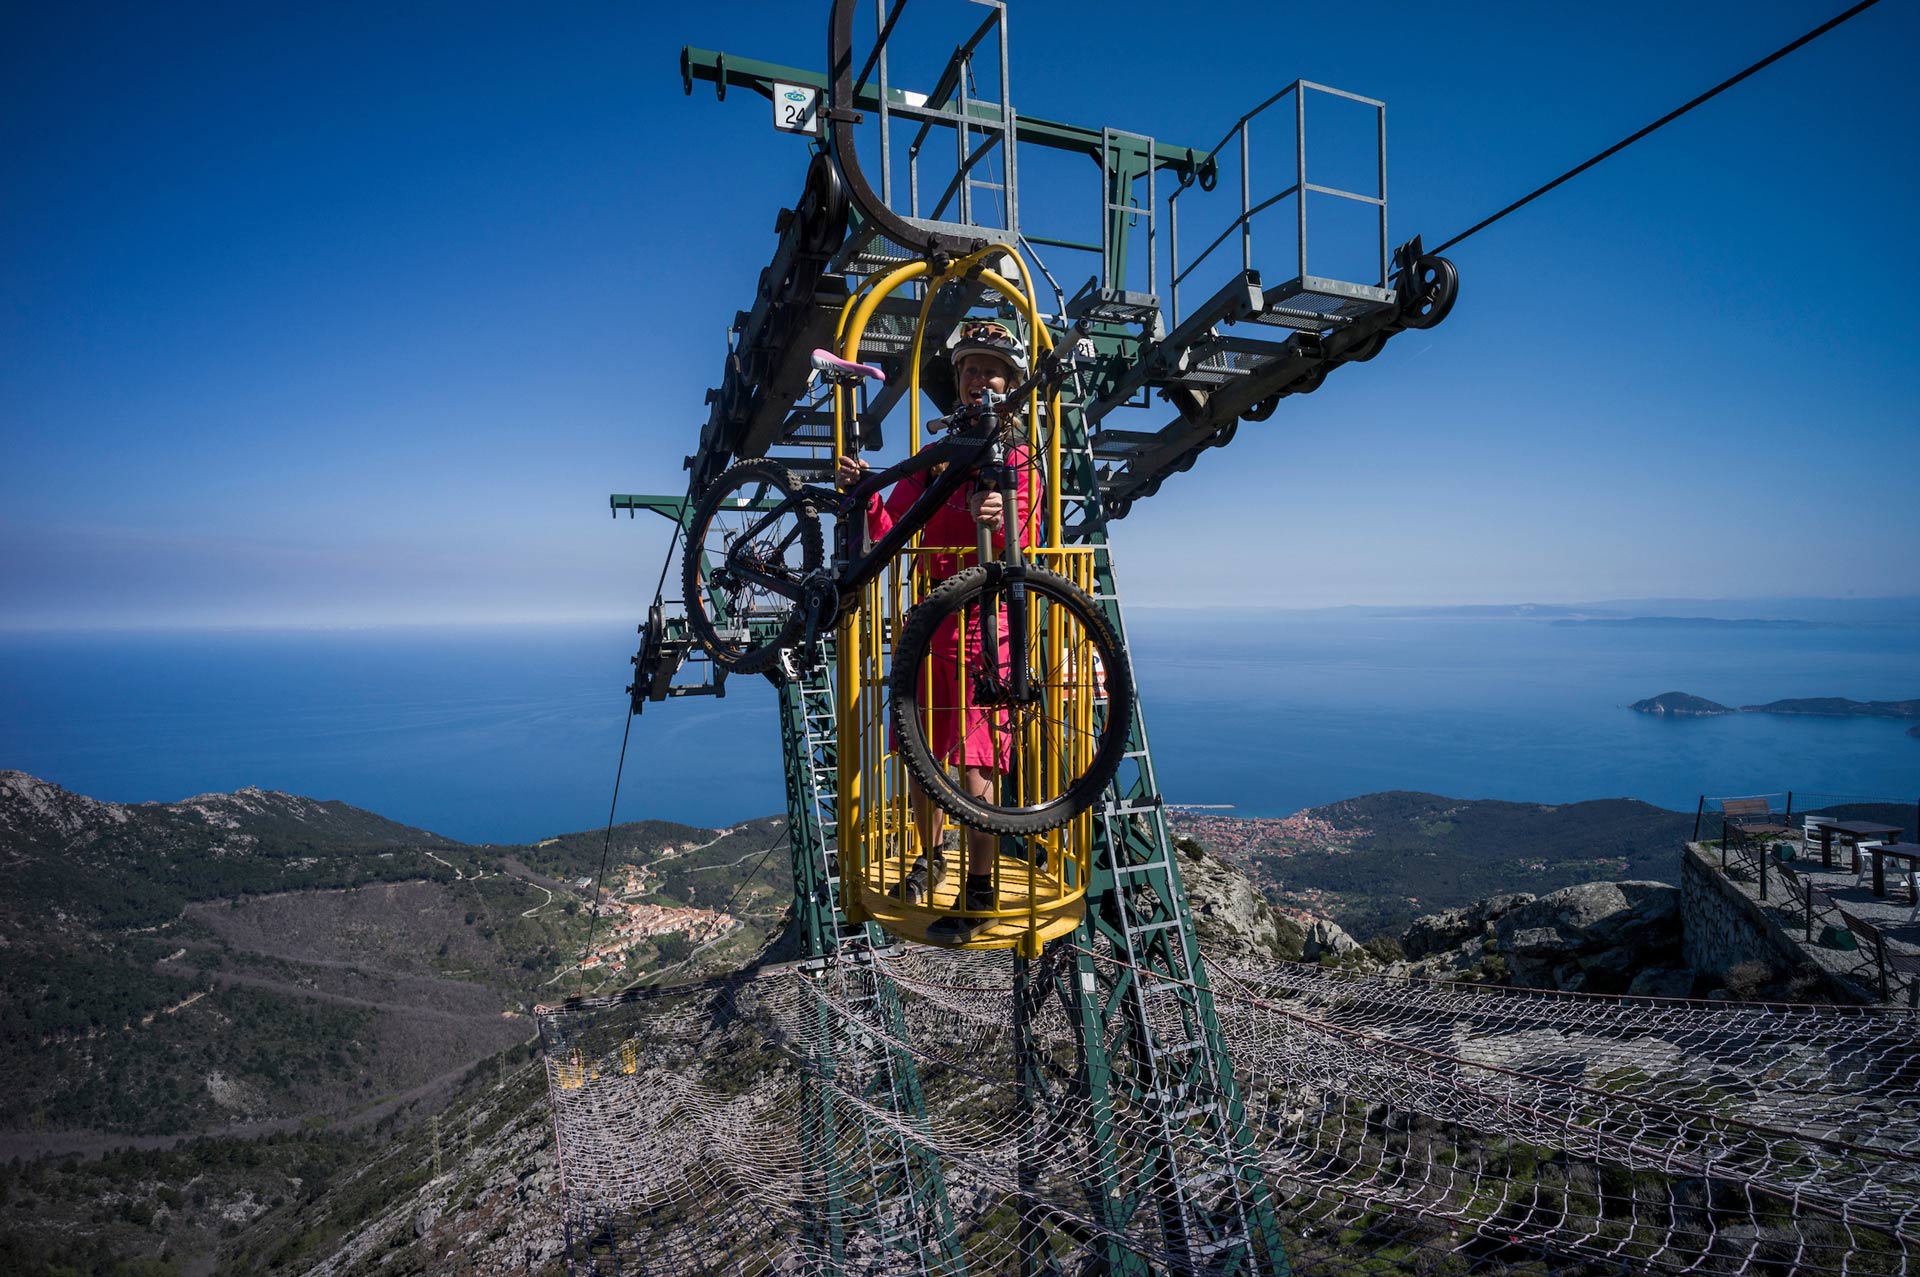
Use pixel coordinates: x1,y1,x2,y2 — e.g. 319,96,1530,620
0,773,801,1274
1175,791,1697,939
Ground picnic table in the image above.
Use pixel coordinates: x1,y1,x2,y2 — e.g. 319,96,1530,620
1866,841,1920,904
1807,820,1905,871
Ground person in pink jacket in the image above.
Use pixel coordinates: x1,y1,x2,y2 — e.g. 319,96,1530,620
836,319,1041,942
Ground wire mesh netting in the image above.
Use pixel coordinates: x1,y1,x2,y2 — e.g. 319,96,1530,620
537,942,1919,1276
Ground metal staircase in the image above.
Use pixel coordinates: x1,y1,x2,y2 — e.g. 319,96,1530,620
1014,391,1289,1275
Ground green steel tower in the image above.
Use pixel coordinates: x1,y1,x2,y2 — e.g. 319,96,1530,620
594,4,1458,1271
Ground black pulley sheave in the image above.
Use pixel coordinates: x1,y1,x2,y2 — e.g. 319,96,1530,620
1392,236,1459,331
797,151,848,257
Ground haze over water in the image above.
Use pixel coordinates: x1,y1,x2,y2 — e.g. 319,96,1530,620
3,609,1914,845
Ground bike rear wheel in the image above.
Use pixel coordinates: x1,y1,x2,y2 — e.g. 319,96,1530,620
890,565,1134,835
682,459,823,675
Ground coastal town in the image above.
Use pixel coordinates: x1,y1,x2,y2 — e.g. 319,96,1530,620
573,840,741,973
1167,806,1388,925
1167,807,1367,862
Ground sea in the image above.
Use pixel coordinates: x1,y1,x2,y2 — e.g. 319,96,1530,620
1,611,1914,845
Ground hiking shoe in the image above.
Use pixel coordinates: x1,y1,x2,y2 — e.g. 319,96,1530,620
891,852,948,905
925,875,996,945
998,837,1048,873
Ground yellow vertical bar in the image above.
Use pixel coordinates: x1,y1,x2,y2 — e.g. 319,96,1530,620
866,574,882,897
886,558,901,890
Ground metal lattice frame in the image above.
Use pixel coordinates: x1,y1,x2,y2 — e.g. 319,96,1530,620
588,4,1468,1271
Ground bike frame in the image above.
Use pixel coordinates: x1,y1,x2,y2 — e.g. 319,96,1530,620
720,407,1030,619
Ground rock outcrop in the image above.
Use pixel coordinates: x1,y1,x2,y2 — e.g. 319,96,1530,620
1401,891,1536,959
1300,918,1363,963
1173,836,1304,961
1398,880,1690,996
1493,880,1681,991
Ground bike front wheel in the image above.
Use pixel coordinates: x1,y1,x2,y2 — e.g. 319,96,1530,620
682,459,823,675
889,565,1135,835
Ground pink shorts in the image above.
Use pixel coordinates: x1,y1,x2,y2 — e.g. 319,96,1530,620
893,607,1013,772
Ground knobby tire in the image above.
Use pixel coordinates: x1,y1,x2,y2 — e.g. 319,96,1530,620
890,565,1134,835
682,459,822,675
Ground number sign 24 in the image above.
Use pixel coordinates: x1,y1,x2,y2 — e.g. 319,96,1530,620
773,83,820,136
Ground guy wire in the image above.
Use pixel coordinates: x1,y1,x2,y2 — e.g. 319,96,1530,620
575,516,688,992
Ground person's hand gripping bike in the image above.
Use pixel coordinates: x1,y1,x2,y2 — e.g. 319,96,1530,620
680,343,1133,835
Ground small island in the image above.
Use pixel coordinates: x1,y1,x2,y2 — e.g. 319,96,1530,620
1631,693,1920,721
1630,692,1731,716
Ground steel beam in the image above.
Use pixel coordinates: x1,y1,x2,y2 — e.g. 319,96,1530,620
682,47,1211,178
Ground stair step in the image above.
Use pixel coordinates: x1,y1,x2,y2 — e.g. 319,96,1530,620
1185,1165,1234,1189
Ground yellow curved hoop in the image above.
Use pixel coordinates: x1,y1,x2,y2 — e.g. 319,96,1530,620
830,246,1091,958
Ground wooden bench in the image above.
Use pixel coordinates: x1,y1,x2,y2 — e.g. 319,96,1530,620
1774,859,1840,943
1722,797,1787,835
1839,908,1920,1006
1719,798,1787,866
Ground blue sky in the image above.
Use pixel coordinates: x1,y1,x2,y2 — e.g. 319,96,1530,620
4,1,1915,628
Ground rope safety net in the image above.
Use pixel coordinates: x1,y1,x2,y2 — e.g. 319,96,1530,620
537,941,1919,1275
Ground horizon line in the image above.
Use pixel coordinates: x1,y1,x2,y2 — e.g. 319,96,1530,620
4,595,1919,636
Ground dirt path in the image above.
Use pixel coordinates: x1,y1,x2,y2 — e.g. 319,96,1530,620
152,960,515,1023
423,848,467,880
519,881,554,917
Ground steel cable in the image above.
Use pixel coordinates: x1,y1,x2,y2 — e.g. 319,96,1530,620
1431,0,1885,256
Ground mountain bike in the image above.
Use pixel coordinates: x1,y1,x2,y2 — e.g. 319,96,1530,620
681,346,1134,836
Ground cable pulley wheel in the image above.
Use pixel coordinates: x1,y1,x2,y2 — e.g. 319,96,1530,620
1242,394,1280,423
1343,331,1389,362
798,152,848,257
1398,255,1459,330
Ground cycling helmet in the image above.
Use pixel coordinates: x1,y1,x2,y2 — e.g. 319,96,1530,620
945,319,1028,377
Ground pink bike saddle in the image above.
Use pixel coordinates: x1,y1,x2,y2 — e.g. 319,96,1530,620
810,349,886,383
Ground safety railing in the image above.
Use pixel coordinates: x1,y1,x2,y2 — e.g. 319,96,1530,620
842,540,1098,955
1695,790,1919,905
828,243,1102,957
851,0,1018,243
1166,79,1388,329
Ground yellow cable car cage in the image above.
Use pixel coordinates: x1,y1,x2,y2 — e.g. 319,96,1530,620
830,247,1100,958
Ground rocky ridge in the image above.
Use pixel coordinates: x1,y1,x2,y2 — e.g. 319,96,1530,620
1172,836,1305,961
1389,880,1693,997
272,864,1713,1274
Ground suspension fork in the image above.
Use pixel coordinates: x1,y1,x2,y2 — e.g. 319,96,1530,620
971,421,1030,705
1000,443,1030,705
973,418,1031,835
